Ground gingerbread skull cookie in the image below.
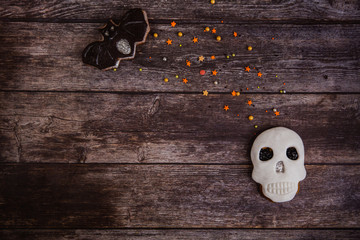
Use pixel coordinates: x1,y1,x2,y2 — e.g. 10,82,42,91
251,127,306,202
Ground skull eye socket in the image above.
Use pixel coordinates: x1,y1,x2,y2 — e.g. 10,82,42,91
259,147,273,161
286,147,298,160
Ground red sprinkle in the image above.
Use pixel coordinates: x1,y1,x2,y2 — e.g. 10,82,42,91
200,70,206,75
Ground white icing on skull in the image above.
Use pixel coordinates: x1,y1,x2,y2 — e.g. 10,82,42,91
250,127,306,202
116,39,131,54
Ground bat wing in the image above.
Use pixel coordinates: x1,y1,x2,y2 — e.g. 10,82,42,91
119,8,150,43
82,41,119,70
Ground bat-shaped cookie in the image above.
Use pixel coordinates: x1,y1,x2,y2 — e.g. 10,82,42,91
82,8,150,70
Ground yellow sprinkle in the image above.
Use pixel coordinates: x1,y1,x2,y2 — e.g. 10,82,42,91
139,68,142,71
113,68,117,71
175,75,179,78
153,33,158,38
248,46,253,51
232,53,235,57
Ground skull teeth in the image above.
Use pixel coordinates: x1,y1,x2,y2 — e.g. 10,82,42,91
266,182,295,195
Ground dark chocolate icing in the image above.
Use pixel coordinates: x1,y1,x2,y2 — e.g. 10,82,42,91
82,8,150,70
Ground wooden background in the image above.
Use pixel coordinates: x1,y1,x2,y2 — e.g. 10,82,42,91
0,0,359,239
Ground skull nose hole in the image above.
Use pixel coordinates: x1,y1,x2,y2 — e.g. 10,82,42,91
276,161,285,173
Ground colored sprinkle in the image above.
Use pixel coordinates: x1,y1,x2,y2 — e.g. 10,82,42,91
164,78,169,82
153,33,158,38
200,70,206,75
224,105,229,111
248,46,253,51
211,0,216,4
248,115,254,121
178,32,183,37
175,75,179,78
216,36,222,41
139,68,142,71
204,27,210,32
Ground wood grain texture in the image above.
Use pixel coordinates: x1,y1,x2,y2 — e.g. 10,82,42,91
1,229,360,240
0,92,359,164
0,22,359,92
0,0,359,22
0,164,359,228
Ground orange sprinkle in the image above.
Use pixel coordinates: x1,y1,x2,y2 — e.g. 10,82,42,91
171,21,176,27
224,105,229,111
233,32,238,37
212,28,216,34
211,55,216,60
182,78,188,84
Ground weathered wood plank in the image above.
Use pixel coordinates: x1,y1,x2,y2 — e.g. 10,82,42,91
1,229,360,240
0,0,359,21
0,22,359,92
0,164,359,228
0,92,359,164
